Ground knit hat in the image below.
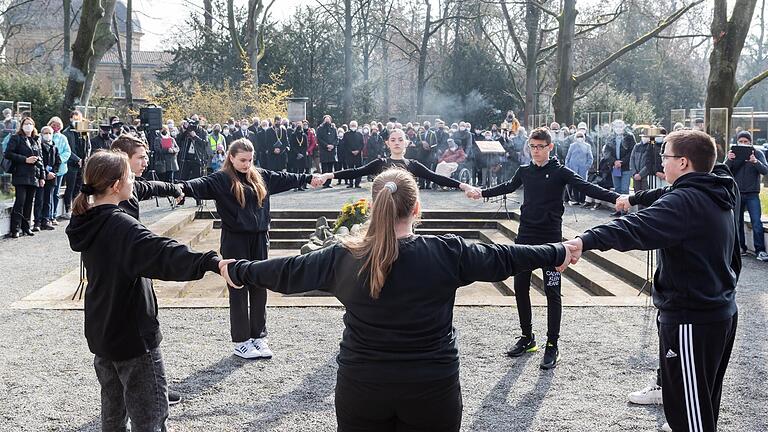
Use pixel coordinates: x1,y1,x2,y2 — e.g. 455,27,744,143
736,130,752,143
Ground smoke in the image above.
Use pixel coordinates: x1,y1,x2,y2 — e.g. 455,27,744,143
420,88,494,123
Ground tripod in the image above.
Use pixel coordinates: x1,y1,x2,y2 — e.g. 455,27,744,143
638,139,661,298
71,255,86,301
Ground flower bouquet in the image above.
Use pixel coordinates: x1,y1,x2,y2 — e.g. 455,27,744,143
333,199,370,234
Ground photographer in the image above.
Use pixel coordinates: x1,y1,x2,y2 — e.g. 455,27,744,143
61,110,91,220
91,123,113,151
178,117,211,204
726,130,768,261
153,125,180,182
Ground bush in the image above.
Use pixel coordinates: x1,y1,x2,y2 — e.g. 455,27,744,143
574,82,658,126
0,67,66,125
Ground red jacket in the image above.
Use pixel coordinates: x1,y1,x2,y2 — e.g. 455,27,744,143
307,129,318,155
439,148,466,164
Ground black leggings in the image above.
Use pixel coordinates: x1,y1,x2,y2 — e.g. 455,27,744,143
10,184,36,233
335,372,462,432
513,234,563,344
220,230,269,342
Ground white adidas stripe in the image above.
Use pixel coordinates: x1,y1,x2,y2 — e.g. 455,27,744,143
679,324,704,432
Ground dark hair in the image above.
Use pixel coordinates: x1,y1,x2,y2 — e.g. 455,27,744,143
72,151,130,215
665,130,717,172
341,169,419,299
528,127,551,144
111,135,148,157
16,117,38,138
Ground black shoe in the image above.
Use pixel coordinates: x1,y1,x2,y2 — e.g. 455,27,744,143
322,185,333,189
354,185,362,188
21,229,35,236
506,334,538,357
31,225,40,232
346,184,354,188
4,232,19,239
591,204,601,211
741,249,748,256
581,202,592,208
540,342,560,369
168,390,181,406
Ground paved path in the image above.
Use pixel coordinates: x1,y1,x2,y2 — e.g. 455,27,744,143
0,188,765,431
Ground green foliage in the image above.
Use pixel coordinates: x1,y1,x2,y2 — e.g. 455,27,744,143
574,82,658,126
0,67,67,125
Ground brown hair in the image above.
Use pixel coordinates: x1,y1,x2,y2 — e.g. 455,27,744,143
664,130,717,172
16,117,38,138
528,127,551,144
72,151,130,216
110,135,148,157
223,138,267,208
341,169,419,299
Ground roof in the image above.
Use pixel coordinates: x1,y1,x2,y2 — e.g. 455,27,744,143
100,50,173,67
4,0,143,33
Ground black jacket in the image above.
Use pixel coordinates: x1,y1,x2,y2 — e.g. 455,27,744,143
178,127,210,165
602,133,636,172
40,139,61,184
91,134,113,152
181,169,311,233
581,169,740,324
228,234,565,382
288,129,308,164
66,205,220,361
342,130,364,165
316,123,338,163
62,125,90,170
483,158,619,238
4,134,43,186
725,147,768,194
119,178,183,220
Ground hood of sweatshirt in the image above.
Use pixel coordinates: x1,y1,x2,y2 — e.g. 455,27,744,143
66,204,122,252
530,157,560,171
671,169,737,211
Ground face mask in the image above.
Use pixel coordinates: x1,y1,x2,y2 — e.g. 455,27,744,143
655,137,663,144
576,137,585,143
362,128,369,134
613,126,624,134
449,145,458,151
484,135,492,140
459,127,466,132
42,133,52,141
338,134,344,139
351,127,357,132
641,137,650,143
51,124,61,133
22,124,34,133
303,126,309,130
569,129,576,134
241,125,248,130
451,128,457,133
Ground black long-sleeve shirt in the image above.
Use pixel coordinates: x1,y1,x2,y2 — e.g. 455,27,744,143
333,157,462,189
181,169,311,233
66,205,220,361
119,178,183,220
580,171,740,324
482,158,619,238
228,234,565,382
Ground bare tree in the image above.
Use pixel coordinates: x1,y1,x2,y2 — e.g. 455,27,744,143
82,0,118,107
113,0,134,109
61,0,104,120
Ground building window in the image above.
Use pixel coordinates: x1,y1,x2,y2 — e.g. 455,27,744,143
113,81,125,98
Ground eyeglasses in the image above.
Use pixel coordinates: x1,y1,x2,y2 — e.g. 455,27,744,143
659,153,683,159
528,144,549,150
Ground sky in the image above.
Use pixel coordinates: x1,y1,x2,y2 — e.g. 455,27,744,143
135,0,309,50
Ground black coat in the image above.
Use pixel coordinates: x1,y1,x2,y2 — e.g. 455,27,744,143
4,134,44,186
601,133,636,172
263,127,288,171
288,129,308,164
62,125,90,170
40,139,61,184
316,123,338,163
342,130,364,165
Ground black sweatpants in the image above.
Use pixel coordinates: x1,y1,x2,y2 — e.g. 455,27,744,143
335,372,462,432
513,234,563,343
10,184,36,233
62,168,82,213
659,312,737,432
220,229,269,343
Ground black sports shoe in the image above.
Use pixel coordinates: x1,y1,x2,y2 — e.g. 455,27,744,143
168,390,181,406
506,334,538,357
540,342,560,369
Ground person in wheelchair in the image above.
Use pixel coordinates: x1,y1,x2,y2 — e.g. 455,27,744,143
435,139,470,187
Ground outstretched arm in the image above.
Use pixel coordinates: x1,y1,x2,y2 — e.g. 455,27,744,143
260,168,313,195
332,158,384,180
455,237,568,285
408,159,467,189
480,168,522,198
134,178,184,202
180,171,226,200
562,167,619,203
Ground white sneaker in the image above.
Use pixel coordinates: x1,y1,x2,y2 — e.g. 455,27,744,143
660,421,672,432
757,251,768,262
251,338,273,359
628,384,663,405
233,341,262,359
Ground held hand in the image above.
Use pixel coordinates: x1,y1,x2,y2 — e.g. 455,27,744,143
615,195,632,212
175,193,185,204
219,259,242,288
274,148,281,154
563,238,583,264
38,179,45,187
749,153,758,164
556,243,575,273
46,172,55,180
25,155,38,164
633,173,641,181
310,174,324,188
727,151,736,160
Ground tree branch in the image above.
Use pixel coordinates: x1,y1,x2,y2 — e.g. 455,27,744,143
500,0,527,64
734,68,768,106
575,0,704,84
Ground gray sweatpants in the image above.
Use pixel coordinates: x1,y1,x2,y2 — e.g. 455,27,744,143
93,347,169,432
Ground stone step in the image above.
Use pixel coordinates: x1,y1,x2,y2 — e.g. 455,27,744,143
265,227,482,240
267,218,499,230
197,209,509,221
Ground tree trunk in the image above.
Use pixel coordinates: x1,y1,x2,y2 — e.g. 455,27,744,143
415,1,432,115
227,0,245,56
551,0,577,125
82,0,118,107
381,34,390,117
123,0,133,108
204,0,213,46
706,0,758,159
524,0,541,126
63,0,71,72
61,0,104,120
342,0,353,122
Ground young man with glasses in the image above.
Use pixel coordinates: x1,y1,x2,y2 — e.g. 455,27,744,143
566,130,741,432
465,127,619,369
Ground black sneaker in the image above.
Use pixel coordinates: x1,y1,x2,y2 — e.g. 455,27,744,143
540,342,560,369
506,334,538,357
168,389,181,406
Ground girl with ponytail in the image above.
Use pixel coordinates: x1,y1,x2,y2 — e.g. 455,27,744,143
180,138,324,360
221,168,575,431
65,151,225,431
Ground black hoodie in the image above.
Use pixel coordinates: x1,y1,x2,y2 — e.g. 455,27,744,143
66,205,221,361
580,170,740,324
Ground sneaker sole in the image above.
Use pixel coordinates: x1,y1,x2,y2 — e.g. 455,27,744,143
168,398,181,406
506,345,538,358
628,396,663,405
540,353,561,370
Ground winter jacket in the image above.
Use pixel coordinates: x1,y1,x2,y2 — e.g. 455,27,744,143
4,134,44,186
52,132,71,177
629,141,652,178
602,133,636,172
725,147,768,194
564,140,593,177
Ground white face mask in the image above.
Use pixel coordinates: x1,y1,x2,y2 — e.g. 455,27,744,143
459,127,466,132
449,145,458,151
362,128,369,134
22,124,34,133
655,137,663,144
351,127,357,132
576,137,585,143
338,134,344,139
613,124,624,134
42,133,52,141
483,134,492,140
641,137,650,143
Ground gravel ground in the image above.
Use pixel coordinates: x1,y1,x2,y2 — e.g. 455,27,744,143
1,196,766,431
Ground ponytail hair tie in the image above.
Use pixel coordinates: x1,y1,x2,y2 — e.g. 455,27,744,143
80,184,95,195
383,181,397,193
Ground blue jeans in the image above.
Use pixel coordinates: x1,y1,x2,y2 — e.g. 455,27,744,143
93,348,169,432
739,193,765,253
52,175,64,219
612,170,632,195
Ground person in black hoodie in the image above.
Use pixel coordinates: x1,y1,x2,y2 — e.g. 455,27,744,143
567,130,740,432
65,151,225,432
221,169,574,432
320,128,475,193
181,138,323,360
466,127,619,369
